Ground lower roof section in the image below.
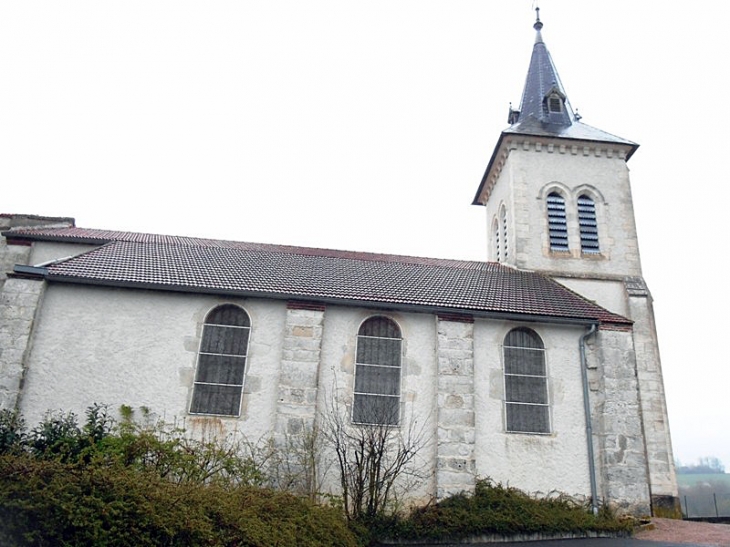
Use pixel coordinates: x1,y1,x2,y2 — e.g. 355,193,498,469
4,225,631,328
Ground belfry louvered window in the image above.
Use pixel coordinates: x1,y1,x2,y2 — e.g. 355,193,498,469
493,218,501,262
353,317,401,425
500,207,508,261
548,95,562,113
503,328,549,434
577,194,600,253
547,192,569,251
190,304,250,416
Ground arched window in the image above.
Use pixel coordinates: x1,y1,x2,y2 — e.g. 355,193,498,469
503,328,549,434
492,217,501,262
547,192,569,251
190,304,251,416
353,317,402,425
577,194,600,253
500,206,508,261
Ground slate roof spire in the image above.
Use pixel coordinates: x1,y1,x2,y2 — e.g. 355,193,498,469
474,7,639,205
509,6,574,129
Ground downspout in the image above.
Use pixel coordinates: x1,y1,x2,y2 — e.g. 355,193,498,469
580,323,599,514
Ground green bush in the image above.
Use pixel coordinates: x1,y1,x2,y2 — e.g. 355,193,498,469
0,406,359,546
0,409,26,454
0,454,358,546
0,408,633,545
370,478,632,542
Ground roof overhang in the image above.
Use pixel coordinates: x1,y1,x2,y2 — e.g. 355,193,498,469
42,272,606,328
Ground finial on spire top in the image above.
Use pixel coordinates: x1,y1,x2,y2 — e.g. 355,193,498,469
534,5,543,32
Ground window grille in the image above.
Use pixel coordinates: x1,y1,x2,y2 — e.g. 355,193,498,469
503,328,549,434
353,317,402,425
190,304,250,416
547,192,569,251
577,194,600,253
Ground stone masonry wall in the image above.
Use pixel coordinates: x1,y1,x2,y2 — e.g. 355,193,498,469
0,276,46,410
275,303,325,439
0,242,31,290
626,280,679,514
435,316,476,499
589,328,651,515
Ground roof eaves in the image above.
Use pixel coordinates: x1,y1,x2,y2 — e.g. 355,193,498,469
504,122,639,159
44,272,618,328
472,132,508,206
2,230,113,245
13,265,48,277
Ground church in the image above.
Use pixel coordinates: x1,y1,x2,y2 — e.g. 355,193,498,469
0,11,678,516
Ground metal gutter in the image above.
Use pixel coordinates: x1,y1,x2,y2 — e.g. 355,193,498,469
13,265,48,277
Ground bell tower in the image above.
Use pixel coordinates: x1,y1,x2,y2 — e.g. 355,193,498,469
473,9,679,515
473,8,642,283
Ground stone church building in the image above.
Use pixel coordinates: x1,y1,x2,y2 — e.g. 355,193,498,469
1,13,677,515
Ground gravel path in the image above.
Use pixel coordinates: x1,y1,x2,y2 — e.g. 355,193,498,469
633,518,730,546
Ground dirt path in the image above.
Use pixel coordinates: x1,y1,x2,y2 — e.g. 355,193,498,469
633,518,730,546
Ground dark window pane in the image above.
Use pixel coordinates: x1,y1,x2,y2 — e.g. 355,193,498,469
196,354,246,385
355,364,400,396
506,403,549,433
201,325,249,355
356,337,401,367
206,304,250,327
352,394,399,425
190,384,242,416
505,375,548,404
505,328,544,349
504,347,545,376
359,317,401,338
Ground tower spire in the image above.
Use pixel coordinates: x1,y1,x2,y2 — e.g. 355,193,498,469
509,7,573,128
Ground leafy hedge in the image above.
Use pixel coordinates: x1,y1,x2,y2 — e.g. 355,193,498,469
0,455,358,547
0,407,358,546
371,478,633,542
0,407,634,545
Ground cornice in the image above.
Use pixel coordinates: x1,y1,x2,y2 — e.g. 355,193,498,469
473,134,633,206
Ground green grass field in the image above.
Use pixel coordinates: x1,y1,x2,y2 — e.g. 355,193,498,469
677,473,730,488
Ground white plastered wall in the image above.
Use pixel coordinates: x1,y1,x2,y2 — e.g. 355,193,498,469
18,283,287,443
473,318,592,499
315,305,439,504
29,241,101,266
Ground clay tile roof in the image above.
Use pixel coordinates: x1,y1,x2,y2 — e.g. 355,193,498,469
4,226,630,326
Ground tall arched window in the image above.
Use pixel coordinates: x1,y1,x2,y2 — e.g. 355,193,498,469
190,304,251,416
503,328,549,434
492,217,501,262
547,192,569,251
500,206,508,261
353,316,402,425
577,194,600,253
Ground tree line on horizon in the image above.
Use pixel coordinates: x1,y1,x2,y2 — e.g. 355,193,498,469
676,456,726,475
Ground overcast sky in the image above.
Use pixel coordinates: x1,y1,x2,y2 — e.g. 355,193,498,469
1,1,728,472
